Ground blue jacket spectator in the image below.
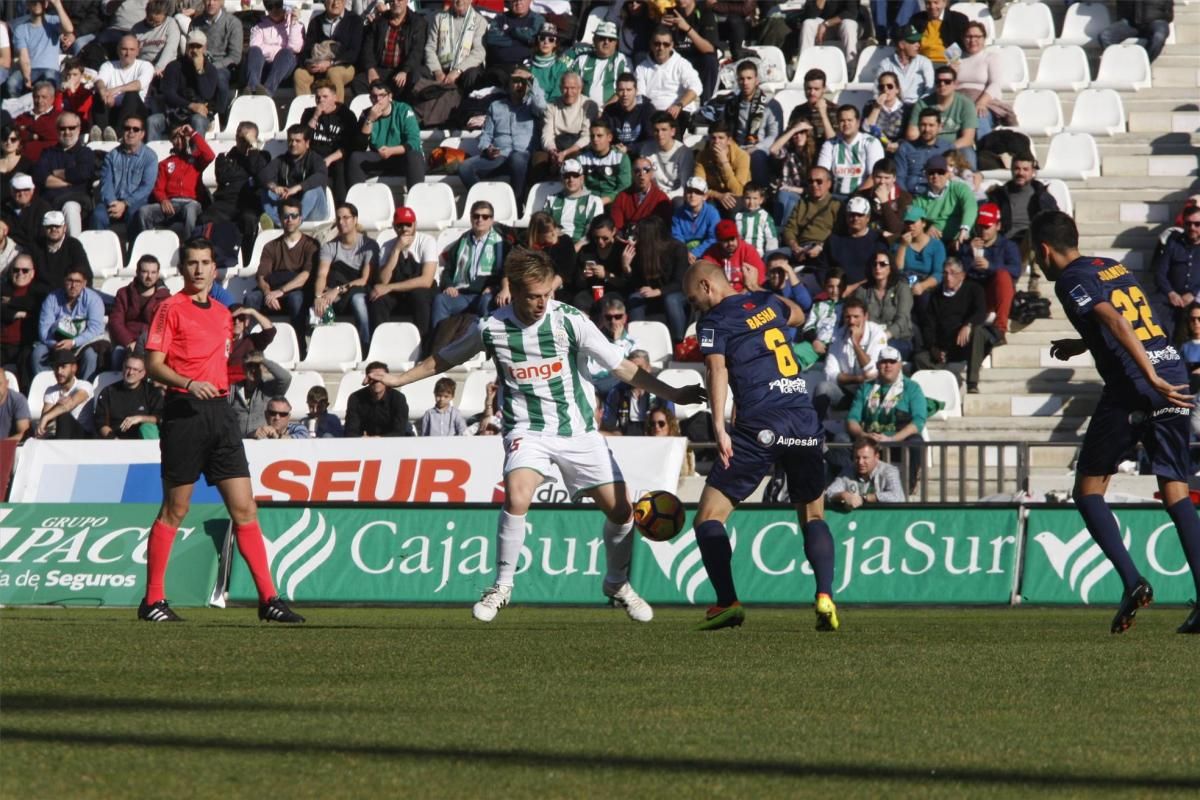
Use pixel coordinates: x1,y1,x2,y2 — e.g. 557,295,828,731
94,138,158,231
958,233,1021,282
33,270,106,380
484,6,546,66
1154,225,1200,302
457,72,547,201
895,137,951,195
671,185,721,260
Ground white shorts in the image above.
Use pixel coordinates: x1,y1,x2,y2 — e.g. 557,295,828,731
502,430,625,499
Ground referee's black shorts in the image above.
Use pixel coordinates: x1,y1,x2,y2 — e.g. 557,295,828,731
159,394,251,487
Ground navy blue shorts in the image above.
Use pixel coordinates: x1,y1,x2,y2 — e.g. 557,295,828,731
1077,392,1190,483
707,409,825,505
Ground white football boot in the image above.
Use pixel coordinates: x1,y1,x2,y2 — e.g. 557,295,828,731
604,581,654,623
472,584,512,622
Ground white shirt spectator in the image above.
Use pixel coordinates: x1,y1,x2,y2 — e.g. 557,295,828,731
824,320,889,383
876,52,935,105
382,230,439,266
97,58,156,102
641,139,695,193
43,379,95,433
635,52,702,114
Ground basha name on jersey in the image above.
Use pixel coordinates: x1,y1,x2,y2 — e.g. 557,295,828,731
745,306,778,330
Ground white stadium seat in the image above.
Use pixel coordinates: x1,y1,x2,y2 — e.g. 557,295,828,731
457,369,496,419
100,275,133,295
987,45,1029,92
627,321,673,370
263,322,301,370
77,230,124,279
147,140,173,161
126,230,180,277
92,370,122,400
241,229,284,278
1029,45,1090,92
578,6,606,46
744,46,789,90
218,95,279,140
770,89,806,126
952,3,996,43
1039,132,1101,180
4,370,19,395
404,183,458,231
402,375,444,423
223,275,258,305
458,182,518,226
361,322,422,370
297,322,362,373
1010,90,1064,137
348,93,372,119
848,44,894,90
1066,88,1126,137
996,2,1055,47
201,139,237,189
164,275,184,293
791,46,848,92
1044,179,1074,217
284,371,325,420
283,94,317,130
1058,2,1112,46
1093,44,1153,91
656,368,705,421
911,370,961,420
346,182,396,233
519,180,564,226
27,371,58,421
332,371,364,417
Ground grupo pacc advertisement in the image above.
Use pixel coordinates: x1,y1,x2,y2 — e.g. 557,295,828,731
8,438,685,504
0,504,226,607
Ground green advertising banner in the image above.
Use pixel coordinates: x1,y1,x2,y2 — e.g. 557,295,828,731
631,507,1022,605
0,504,227,607
228,506,1022,606
228,506,624,604
1022,508,1198,605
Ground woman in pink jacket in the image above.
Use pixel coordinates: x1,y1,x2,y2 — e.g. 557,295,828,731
244,0,305,95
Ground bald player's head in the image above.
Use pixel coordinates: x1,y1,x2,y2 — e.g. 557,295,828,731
684,259,733,313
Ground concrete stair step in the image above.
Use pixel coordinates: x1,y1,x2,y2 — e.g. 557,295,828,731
989,343,1094,369
975,366,1101,383
932,414,1090,439
1150,66,1200,87
1026,132,1198,149
1102,154,1199,178
1009,318,1079,337
1129,110,1200,133
1075,197,1196,224
963,392,1099,418
928,444,1074,470
974,380,1102,395
1062,175,1200,190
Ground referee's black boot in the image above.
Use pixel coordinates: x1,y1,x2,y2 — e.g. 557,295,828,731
1177,606,1200,634
259,596,305,623
1111,578,1153,634
138,598,183,622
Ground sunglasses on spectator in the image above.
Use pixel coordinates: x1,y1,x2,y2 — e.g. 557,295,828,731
58,125,79,131
267,411,289,419
605,313,626,320
1185,220,1200,227
5,135,18,142
651,420,669,428
563,172,582,178
1190,316,1200,323
537,34,557,41
652,41,672,48
472,213,493,220
281,212,301,220
808,178,828,185
875,259,891,266
634,166,655,173
11,267,33,274
123,125,143,132
936,78,955,85
878,82,897,90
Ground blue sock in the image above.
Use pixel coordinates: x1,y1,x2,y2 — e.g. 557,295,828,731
1076,494,1141,592
695,520,738,607
802,519,835,597
1165,499,1200,598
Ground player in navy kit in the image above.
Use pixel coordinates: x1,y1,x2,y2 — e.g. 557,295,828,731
1035,211,1200,634
682,260,839,632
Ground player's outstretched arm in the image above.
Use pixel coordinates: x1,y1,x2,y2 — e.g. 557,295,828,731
366,353,455,390
1093,302,1193,408
778,294,806,329
612,359,707,406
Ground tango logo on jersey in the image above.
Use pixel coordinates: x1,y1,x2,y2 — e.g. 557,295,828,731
264,508,337,600
642,529,739,603
1068,284,1091,307
1032,526,1130,603
508,358,565,383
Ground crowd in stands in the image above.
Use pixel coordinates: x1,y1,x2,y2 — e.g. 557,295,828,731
0,1,1193,494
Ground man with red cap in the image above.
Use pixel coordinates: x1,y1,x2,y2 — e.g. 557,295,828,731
958,201,1019,343
702,219,766,292
369,207,440,351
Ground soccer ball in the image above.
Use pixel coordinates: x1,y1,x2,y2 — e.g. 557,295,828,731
633,490,686,542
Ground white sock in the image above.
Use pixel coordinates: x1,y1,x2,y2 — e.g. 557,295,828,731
603,517,635,585
495,510,527,587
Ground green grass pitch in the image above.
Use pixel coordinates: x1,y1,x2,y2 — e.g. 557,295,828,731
3,606,1199,798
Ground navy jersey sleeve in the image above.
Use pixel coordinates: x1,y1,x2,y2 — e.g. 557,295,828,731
1059,269,1106,320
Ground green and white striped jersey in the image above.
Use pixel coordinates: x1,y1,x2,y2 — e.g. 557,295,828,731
544,192,605,241
439,300,626,437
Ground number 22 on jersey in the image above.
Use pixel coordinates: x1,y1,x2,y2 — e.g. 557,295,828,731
1110,286,1164,341
763,328,799,376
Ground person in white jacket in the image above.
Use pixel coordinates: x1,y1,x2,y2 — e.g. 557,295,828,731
634,26,701,129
